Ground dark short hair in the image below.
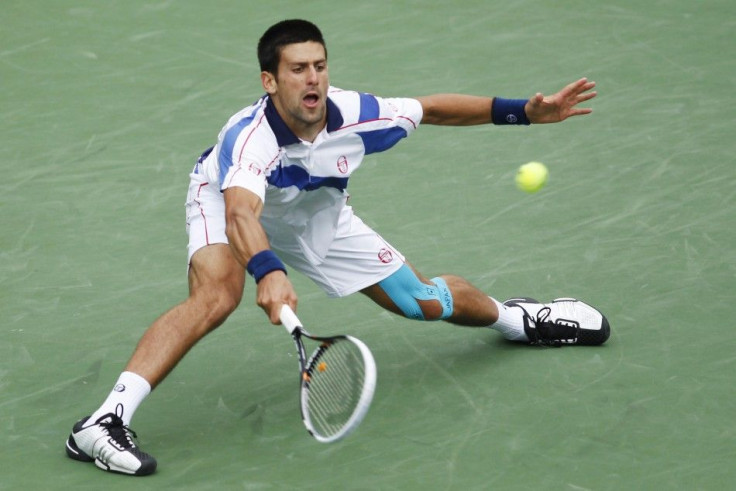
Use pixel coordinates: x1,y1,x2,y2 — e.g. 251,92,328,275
257,19,327,75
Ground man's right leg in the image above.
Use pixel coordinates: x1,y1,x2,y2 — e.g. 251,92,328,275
125,243,245,389
65,244,245,476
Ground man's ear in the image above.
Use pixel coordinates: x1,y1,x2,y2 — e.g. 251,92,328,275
261,71,277,94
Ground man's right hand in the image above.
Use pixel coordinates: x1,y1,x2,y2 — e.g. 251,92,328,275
255,270,298,324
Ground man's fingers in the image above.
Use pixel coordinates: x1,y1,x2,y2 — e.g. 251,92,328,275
569,77,590,91
571,107,593,116
270,297,297,325
565,78,595,98
577,90,597,103
573,80,596,96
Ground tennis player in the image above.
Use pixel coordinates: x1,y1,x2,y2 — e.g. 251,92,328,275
65,19,609,476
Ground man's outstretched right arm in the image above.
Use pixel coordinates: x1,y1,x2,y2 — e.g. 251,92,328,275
224,186,298,324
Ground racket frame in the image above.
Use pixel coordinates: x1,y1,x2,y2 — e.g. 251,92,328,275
280,305,377,443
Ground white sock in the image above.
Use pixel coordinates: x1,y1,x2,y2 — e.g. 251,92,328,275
489,297,529,342
89,371,151,426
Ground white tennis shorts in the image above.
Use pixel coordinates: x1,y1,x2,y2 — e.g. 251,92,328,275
185,167,404,297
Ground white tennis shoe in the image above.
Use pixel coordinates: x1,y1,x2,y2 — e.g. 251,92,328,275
503,297,610,346
65,410,156,476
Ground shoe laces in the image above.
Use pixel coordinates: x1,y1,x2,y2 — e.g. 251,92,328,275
98,413,138,450
531,306,578,347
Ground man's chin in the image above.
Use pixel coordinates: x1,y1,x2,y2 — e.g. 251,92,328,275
298,108,326,125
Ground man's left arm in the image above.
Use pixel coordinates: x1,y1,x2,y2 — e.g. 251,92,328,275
416,77,596,126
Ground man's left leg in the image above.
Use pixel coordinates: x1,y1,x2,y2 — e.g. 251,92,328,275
361,264,498,326
361,263,609,346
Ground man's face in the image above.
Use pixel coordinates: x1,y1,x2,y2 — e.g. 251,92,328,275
262,41,329,141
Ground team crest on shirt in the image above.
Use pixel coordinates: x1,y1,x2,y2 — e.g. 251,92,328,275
378,248,393,263
337,156,349,174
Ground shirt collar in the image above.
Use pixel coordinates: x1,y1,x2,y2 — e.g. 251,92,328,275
264,95,344,147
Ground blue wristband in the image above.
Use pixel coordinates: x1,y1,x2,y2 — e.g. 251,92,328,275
491,98,531,125
246,250,287,283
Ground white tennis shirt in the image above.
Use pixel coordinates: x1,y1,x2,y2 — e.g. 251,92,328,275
198,87,423,263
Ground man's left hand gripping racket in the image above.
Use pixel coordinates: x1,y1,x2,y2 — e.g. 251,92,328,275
280,305,377,443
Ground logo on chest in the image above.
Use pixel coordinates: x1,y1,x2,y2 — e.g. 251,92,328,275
336,155,349,174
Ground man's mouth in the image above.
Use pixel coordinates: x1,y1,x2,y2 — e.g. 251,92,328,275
303,93,319,108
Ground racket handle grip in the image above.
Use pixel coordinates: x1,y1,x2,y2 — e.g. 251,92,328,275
280,304,302,334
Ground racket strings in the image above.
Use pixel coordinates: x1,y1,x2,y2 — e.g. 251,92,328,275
309,371,362,434
309,348,363,413
305,340,366,437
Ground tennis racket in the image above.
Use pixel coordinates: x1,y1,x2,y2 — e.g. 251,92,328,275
279,304,377,443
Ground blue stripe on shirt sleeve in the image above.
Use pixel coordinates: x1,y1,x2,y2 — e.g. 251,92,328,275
358,127,409,155
358,92,380,122
356,92,410,154
218,113,258,186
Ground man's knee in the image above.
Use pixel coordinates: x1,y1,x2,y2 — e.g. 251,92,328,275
185,283,242,334
188,244,245,328
204,289,241,326
377,265,454,321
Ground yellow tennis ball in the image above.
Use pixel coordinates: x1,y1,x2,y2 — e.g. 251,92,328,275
515,161,549,193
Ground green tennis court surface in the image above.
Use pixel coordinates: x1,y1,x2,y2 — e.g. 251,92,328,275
2,1,734,489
